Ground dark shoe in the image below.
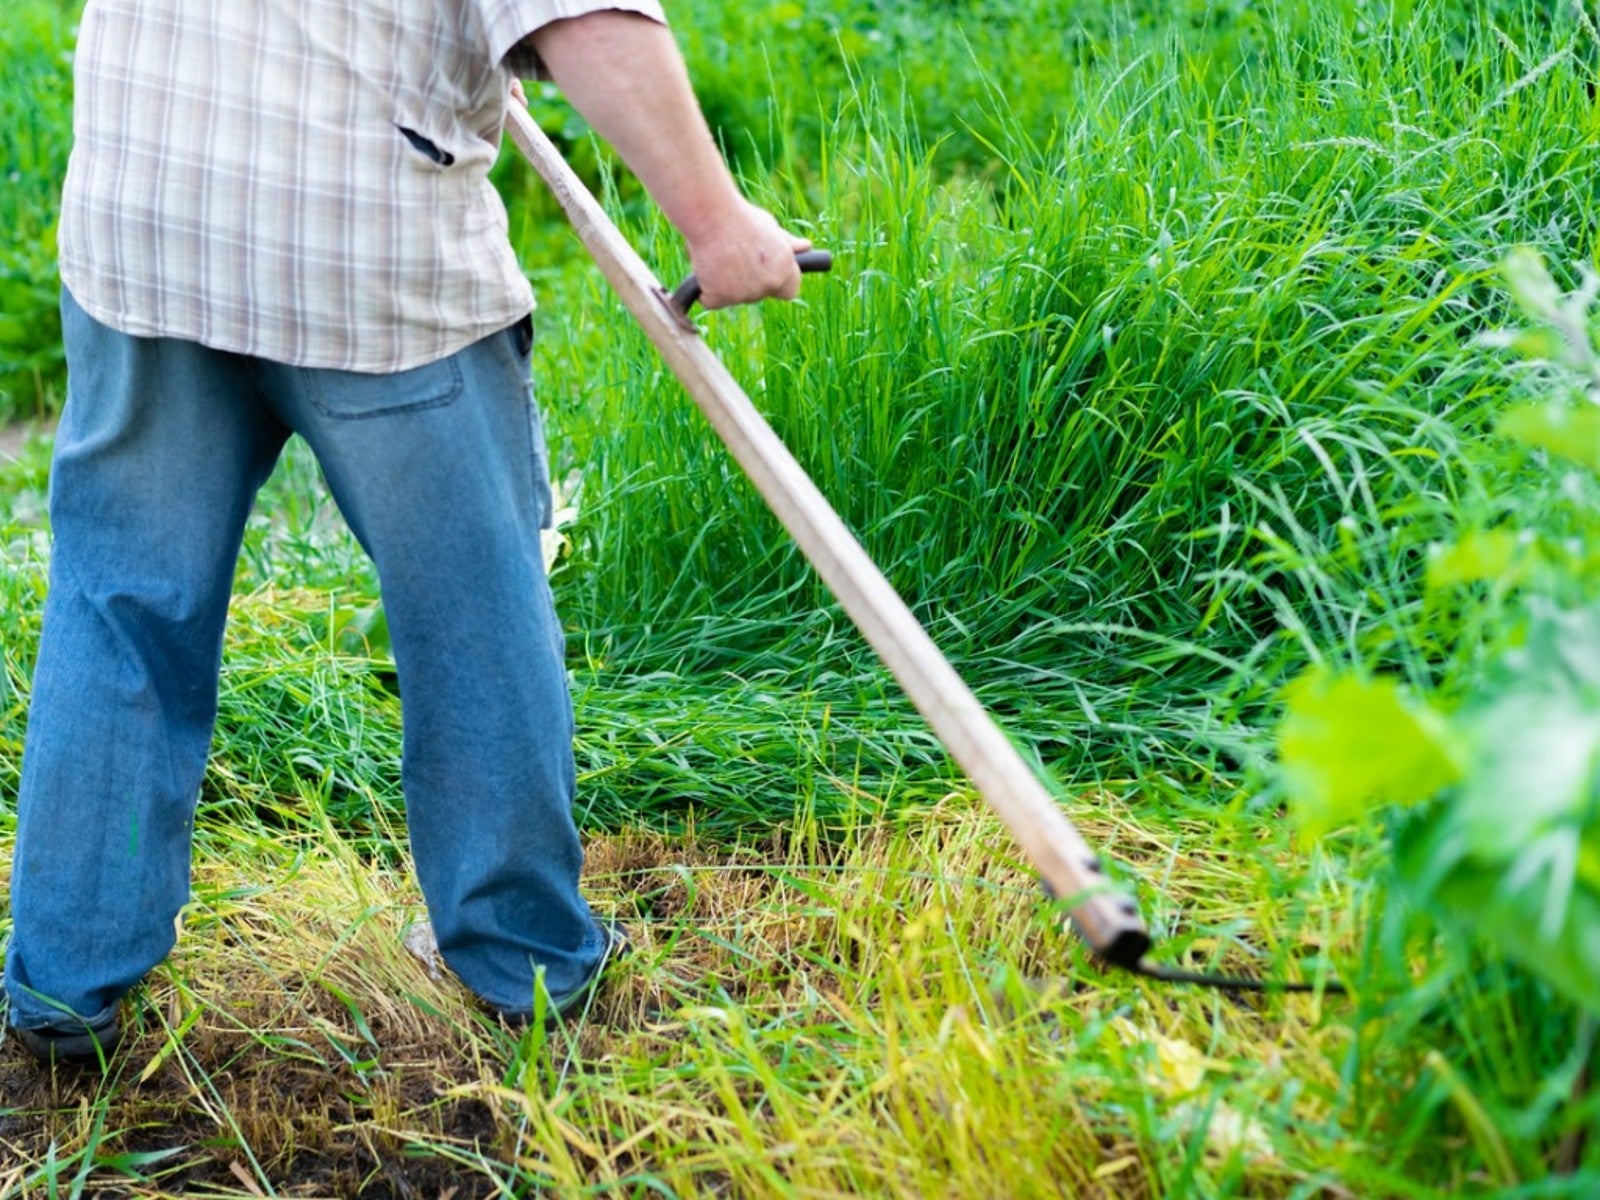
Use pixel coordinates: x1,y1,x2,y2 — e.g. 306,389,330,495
12,1013,122,1067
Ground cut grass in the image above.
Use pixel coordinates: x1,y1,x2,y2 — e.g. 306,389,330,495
2,795,1368,1198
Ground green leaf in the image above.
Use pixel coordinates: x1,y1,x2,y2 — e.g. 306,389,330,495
1498,402,1600,472
332,602,392,659
95,1145,192,1173
1505,326,1566,362
1277,670,1463,840
1448,602,1600,868
1425,528,1525,591
1388,602,1600,1016
1454,693,1600,866
1500,245,1564,324
1507,600,1600,692
1396,816,1600,1017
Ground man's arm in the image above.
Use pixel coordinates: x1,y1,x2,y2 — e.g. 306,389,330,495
526,12,809,311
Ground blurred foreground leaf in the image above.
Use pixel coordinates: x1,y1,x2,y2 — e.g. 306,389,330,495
1499,402,1600,472
1395,601,1600,1015
1425,528,1526,591
1278,670,1463,840
1397,820,1600,1016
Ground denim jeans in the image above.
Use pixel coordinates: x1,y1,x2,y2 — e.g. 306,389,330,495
5,289,605,1032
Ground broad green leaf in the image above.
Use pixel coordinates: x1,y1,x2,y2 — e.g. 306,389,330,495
1500,247,1564,324
1505,326,1566,362
1454,692,1600,866
1389,602,1600,1016
1396,815,1600,1016
1277,670,1462,840
1498,402,1600,472
333,602,392,659
1425,529,1525,591
1504,600,1600,689
1448,601,1600,866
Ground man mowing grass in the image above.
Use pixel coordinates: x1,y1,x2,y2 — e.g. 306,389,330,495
4,0,809,1066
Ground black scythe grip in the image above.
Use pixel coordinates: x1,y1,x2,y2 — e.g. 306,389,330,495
670,250,834,314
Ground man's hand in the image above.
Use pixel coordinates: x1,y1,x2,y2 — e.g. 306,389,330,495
686,200,811,310
527,12,811,311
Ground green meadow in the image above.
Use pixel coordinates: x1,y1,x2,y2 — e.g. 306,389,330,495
2,0,1599,1193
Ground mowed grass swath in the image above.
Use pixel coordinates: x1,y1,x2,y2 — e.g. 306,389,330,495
2,0,1600,1194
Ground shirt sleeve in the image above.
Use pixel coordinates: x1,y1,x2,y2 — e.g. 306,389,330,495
479,0,669,79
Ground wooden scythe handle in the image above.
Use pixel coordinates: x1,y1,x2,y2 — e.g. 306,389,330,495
504,104,1151,968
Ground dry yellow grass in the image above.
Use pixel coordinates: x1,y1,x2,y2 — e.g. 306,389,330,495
0,790,1356,1197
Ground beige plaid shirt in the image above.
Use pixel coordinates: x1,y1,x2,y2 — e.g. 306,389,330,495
59,0,665,373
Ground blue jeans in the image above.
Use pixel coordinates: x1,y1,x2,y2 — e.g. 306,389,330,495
5,289,605,1032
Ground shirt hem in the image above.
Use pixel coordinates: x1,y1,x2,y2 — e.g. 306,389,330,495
59,271,538,376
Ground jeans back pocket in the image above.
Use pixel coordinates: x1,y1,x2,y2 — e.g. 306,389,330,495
303,355,464,420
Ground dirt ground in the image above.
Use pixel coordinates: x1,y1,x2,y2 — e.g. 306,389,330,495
0,1002,509,1197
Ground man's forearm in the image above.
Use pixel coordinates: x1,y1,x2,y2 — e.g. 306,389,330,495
528,13,745,247
525,11,806,308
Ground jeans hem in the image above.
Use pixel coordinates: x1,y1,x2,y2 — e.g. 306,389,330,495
6,995,122,1035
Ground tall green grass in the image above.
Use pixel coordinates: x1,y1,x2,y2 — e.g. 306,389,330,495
534,0,1599,787
0,4,72,422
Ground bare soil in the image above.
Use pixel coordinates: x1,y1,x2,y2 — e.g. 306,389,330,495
0,981,506,1197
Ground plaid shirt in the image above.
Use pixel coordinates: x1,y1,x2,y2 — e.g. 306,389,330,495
59,0,665,373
